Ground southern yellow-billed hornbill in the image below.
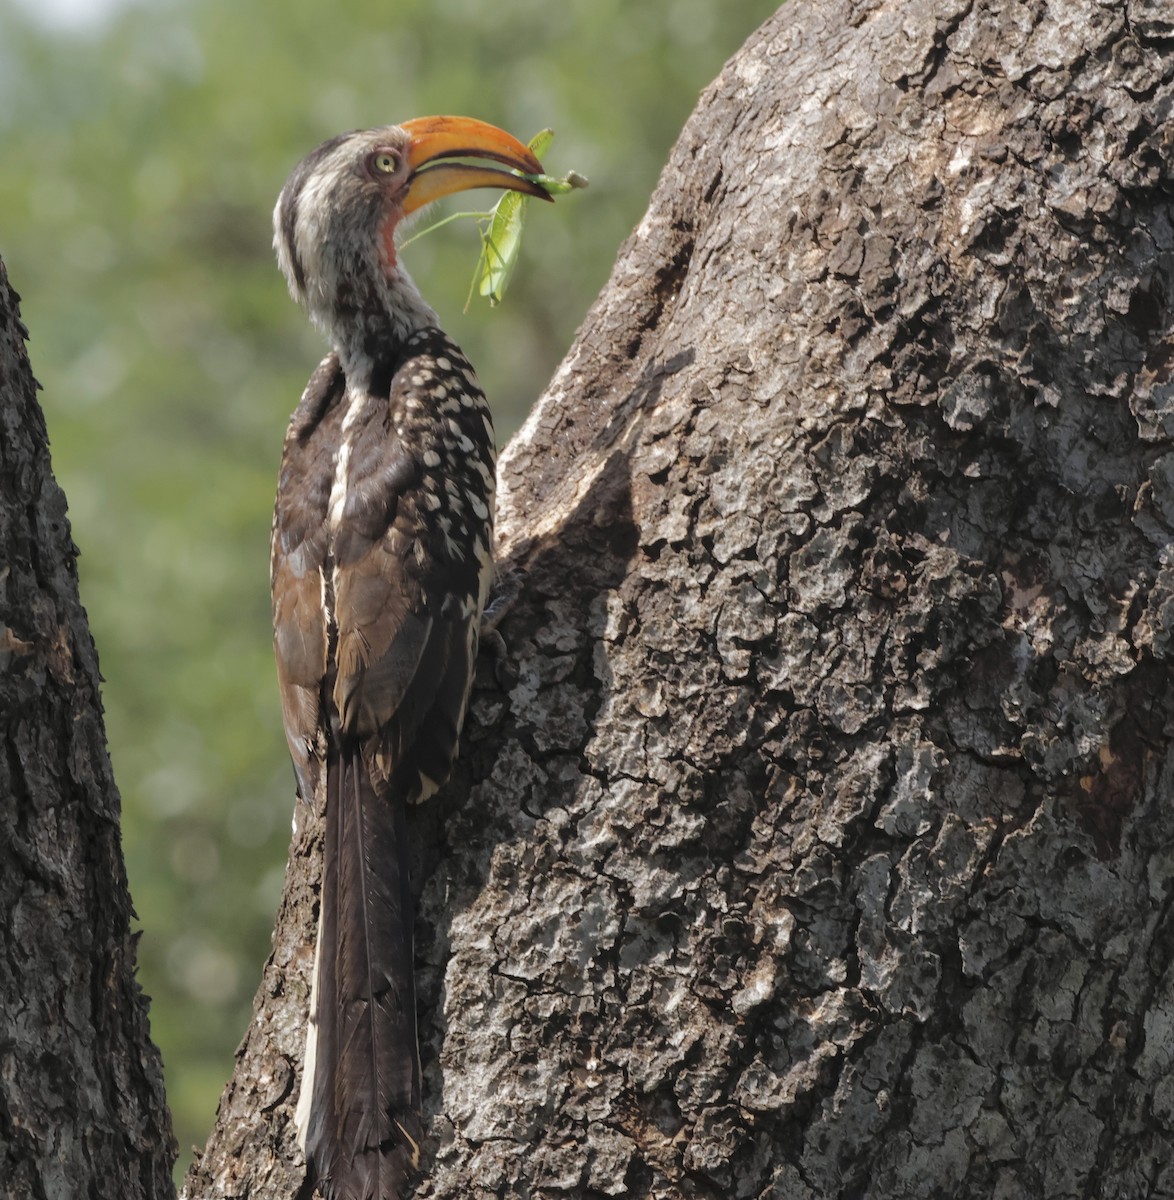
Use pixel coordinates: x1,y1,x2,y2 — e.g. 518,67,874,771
270,117,547,1199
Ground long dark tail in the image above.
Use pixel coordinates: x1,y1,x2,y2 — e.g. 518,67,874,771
297,744,422,1200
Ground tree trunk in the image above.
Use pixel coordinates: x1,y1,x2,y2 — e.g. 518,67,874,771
192,0,1174,1196
0,259,176,1197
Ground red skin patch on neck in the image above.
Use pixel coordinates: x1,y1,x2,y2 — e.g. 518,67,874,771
379,211,399,273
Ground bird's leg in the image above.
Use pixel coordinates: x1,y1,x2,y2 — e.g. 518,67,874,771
480,565,523,687
482,564,523,636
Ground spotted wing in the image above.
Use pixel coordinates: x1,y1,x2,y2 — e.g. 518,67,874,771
271,352,346,804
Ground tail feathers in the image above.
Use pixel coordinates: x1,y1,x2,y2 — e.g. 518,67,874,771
298,746,423,1199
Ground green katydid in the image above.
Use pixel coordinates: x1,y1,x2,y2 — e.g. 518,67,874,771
398,128,587,310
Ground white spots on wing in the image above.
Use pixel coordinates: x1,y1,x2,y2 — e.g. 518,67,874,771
443,479,466,514
441,531,462,560
368,345,499,573
471,459,495,491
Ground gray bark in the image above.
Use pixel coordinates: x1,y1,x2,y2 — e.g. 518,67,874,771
0,258,176,1197
189,1,1174,1197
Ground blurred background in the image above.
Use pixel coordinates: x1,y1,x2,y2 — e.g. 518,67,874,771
0,0,778,1171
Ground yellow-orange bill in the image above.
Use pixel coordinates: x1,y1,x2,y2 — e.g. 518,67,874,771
400,115,552,212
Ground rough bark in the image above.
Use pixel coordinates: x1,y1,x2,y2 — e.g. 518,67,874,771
189,1,1174,1197
0,259,176,1197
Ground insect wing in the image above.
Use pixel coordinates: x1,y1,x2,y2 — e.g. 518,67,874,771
478,191,528,305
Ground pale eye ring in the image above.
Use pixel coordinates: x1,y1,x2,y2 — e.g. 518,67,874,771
370,150,399,174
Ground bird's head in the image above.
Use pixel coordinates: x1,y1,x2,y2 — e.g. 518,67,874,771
274,116,549,349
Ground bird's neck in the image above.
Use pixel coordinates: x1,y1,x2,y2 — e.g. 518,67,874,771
313,264,438,390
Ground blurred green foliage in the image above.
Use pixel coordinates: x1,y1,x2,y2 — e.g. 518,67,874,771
0,0,777,1169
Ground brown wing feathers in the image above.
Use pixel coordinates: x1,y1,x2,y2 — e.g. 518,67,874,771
273,330,494,1200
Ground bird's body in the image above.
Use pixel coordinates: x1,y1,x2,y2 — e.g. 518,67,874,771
269,118,546,1199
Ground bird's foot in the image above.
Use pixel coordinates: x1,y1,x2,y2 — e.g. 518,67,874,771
480,566,524,688
482,565,523,635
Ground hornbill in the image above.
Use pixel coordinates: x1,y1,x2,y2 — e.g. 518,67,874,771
270,117,548,1199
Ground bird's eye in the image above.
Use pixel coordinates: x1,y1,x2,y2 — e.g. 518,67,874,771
371,151,399,174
